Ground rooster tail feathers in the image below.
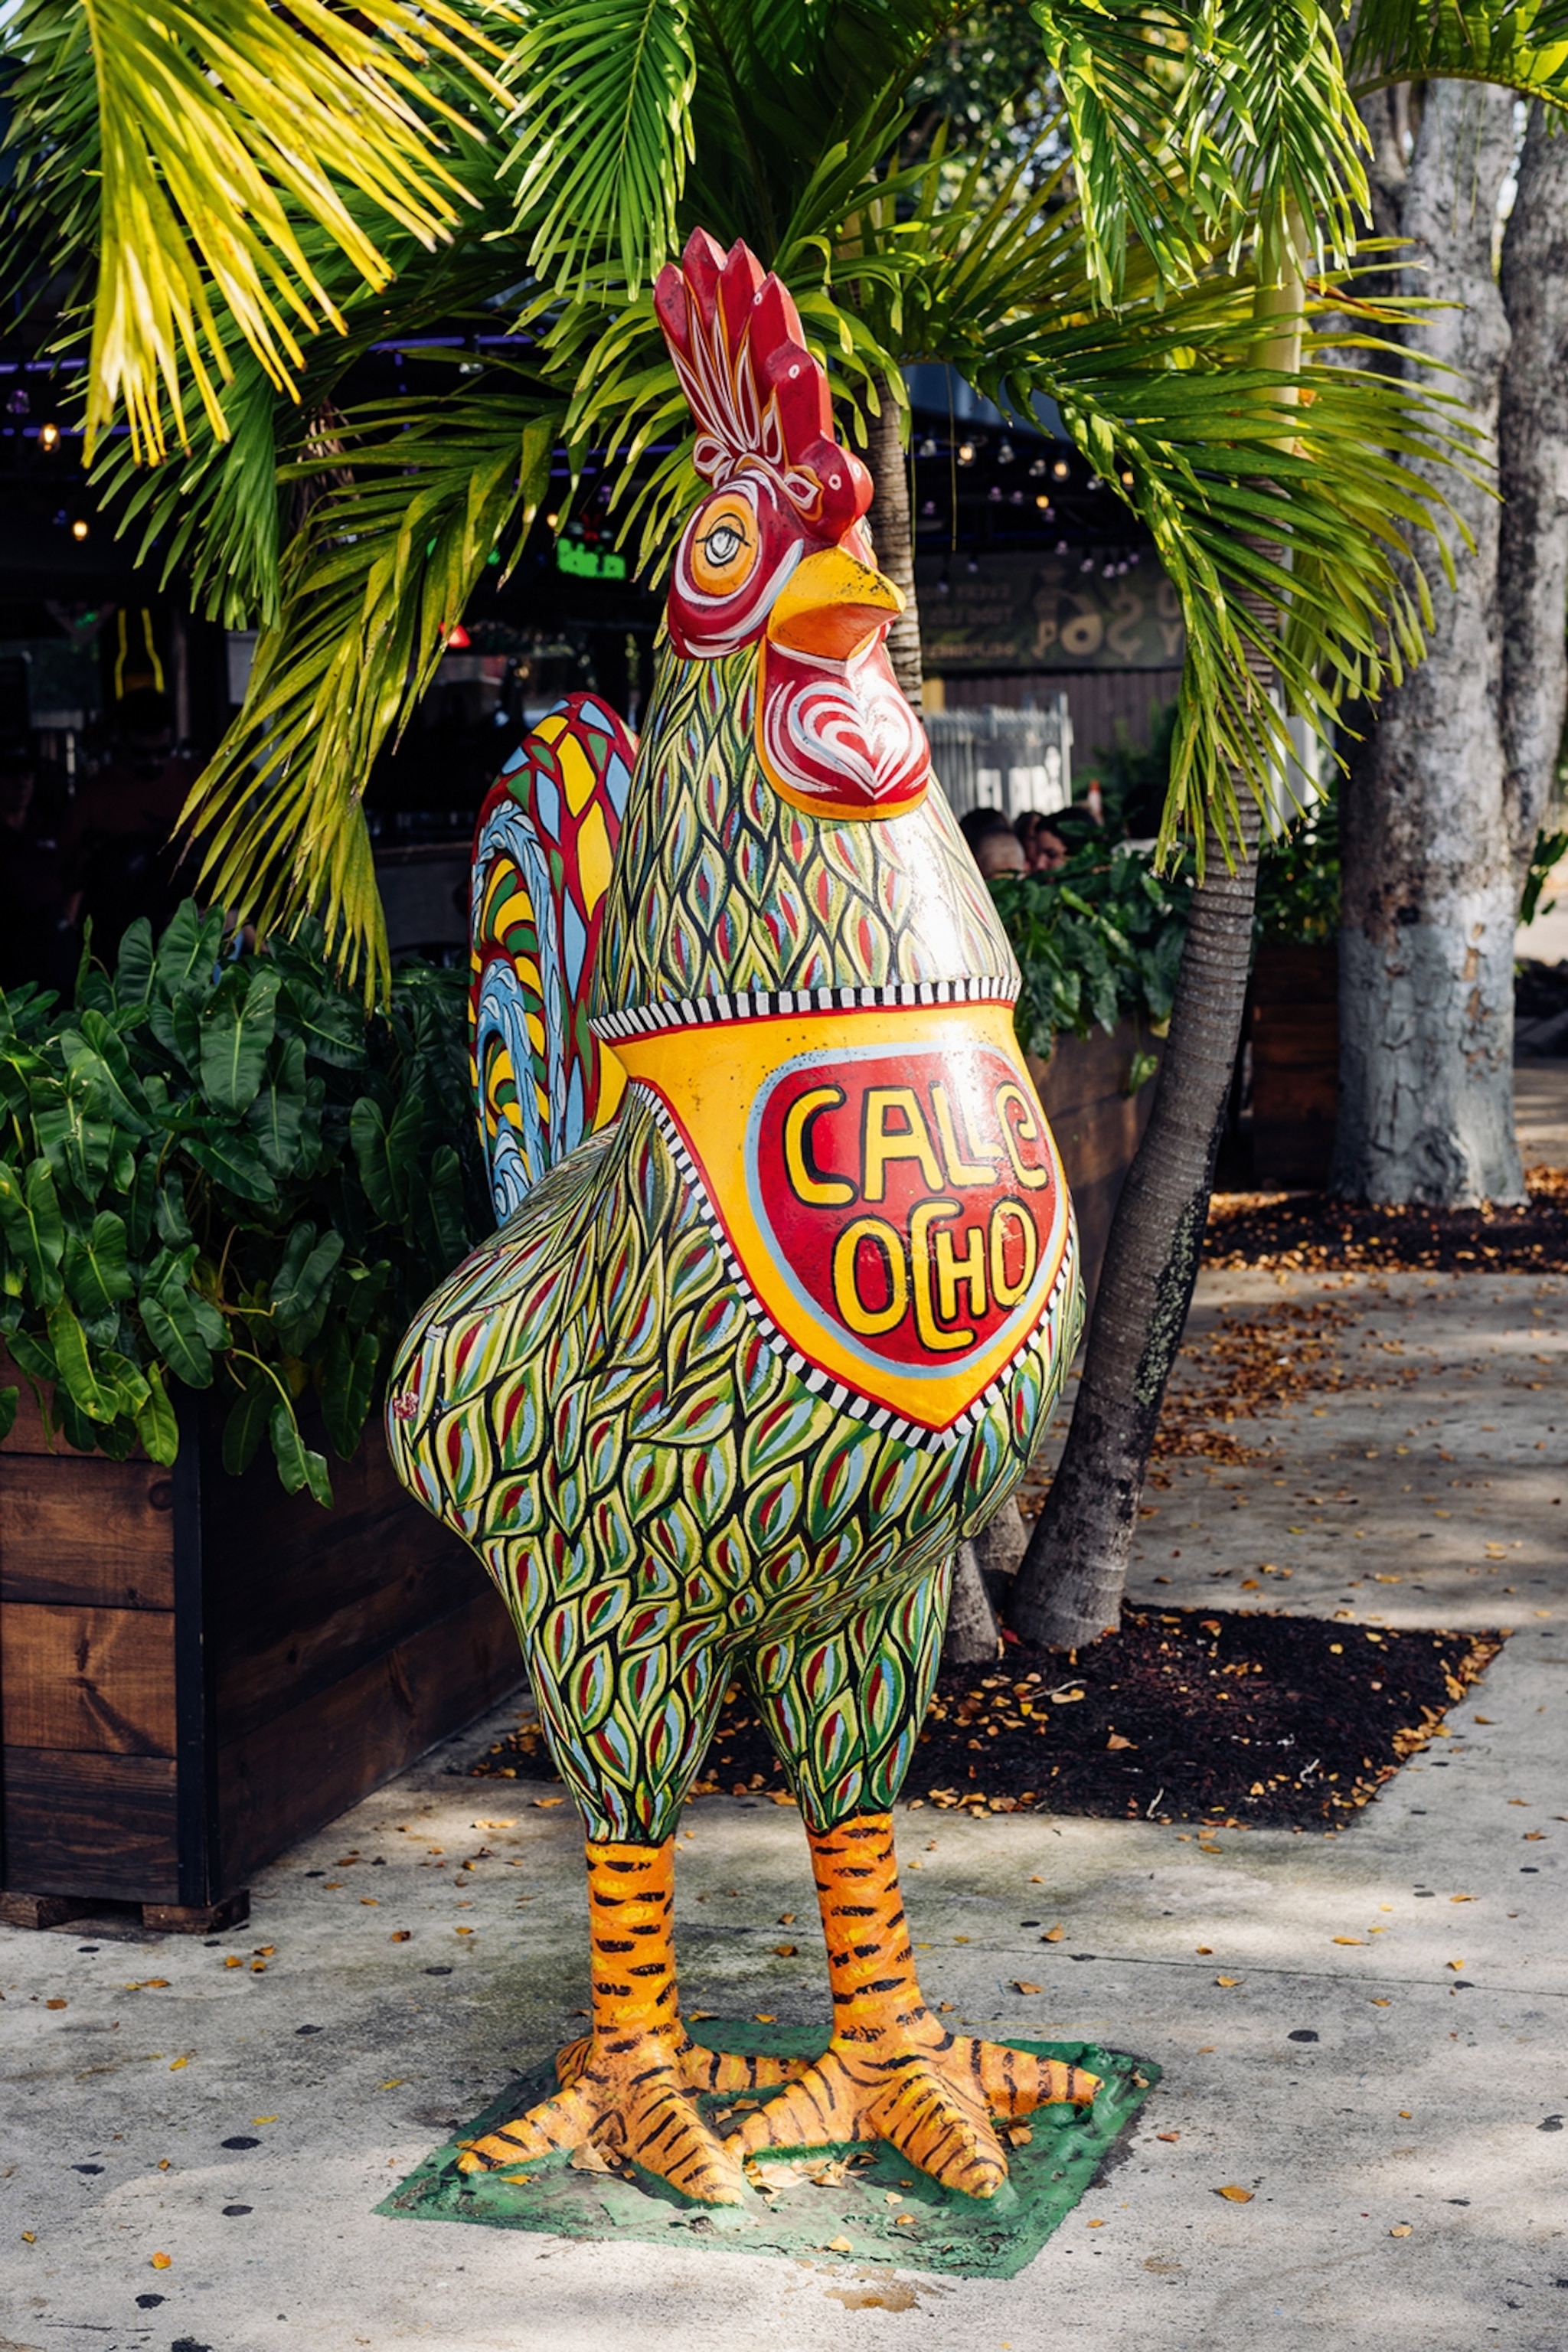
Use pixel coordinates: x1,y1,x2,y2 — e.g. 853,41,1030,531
469,694,637,1219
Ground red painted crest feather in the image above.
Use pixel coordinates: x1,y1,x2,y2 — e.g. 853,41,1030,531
654,228,871,543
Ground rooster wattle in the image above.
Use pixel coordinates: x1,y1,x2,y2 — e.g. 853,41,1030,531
387,228,1094,2207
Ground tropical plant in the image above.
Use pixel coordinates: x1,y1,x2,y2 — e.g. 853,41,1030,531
991,842,1191,1057
0,906,487,1498
6,0,1568,1643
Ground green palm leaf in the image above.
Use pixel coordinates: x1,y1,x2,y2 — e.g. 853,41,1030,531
182,393,561,1001
501,0,697,292
1349,0,1568,106
18,0,520,458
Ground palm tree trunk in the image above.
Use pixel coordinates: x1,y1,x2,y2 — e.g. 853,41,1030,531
865,368,923,707
1006,789,1263,1649
1499,101,1568,891
1332,81,1523,1207
1007,232,1300,1655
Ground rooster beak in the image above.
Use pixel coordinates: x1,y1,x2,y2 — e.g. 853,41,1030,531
767,545,904,663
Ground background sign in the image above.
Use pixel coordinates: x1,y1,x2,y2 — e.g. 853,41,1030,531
915,547,1185,673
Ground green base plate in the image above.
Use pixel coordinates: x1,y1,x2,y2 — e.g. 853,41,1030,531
377,2022,1160,2280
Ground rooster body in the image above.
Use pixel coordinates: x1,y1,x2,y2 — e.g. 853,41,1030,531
387,234,1093,2206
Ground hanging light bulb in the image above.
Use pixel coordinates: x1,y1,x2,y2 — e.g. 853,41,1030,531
997,438,1015,465
956,440,975,467
39,422,60,451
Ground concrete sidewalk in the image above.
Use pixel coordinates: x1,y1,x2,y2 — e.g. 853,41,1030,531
2,1272,1565,2352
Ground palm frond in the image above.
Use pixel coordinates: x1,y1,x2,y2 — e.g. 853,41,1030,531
500,0,696,293
183,394,560,999
1031,2,1210,299
41,0,521,458
1349,0,1568,108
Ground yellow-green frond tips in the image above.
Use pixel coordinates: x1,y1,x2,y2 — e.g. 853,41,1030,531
77,0,521,460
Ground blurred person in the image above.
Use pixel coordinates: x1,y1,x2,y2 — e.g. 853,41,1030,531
1015,811,1069,874
958,805,1027,880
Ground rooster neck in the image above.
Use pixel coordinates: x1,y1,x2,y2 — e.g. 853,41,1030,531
590,644,1016,1019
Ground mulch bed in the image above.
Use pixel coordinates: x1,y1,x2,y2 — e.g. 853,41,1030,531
1203,1164,1568,1274
468,1608,1503,1832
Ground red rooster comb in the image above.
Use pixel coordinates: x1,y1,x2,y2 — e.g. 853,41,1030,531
654,229,872,544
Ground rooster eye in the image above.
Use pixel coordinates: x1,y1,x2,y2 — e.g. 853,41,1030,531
687,493,759,595
702,522,745,564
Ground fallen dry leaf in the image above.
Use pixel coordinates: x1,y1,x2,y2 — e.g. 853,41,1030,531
359,1897,379,1907
1042,1924,1065,1942
1006,2125,1033,2147
1196,1945,1214,1955
1087,2217,1106,2228
1390,2223,1412,2238
1216,2185,1254,2203
894,2213,915,2227
754,2012,776,2024
168,2057,188,2071
390,1930,412,1942
150,2251,172,2269
826,2234,854,2253
569,2141,619,2175
773,1944,798,1957
1474,1716,1494,1725
1523,1832,1545,1842
534,1797,564,1809
1215,1975,1241,1988
778,1913,795,1926
1013,1981,1042,1996
1106,1733,1135,1751
44,1998,66,2011
1333,1936,1367,1946
224,1956,242,1969
1447,1959,1465,1972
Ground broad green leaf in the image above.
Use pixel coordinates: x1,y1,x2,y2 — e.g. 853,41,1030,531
133,1361,180,1463
0,1386,17,1444
96,1345,153,1417
46,1298,113,1419
181,1124,278,1204
7,1325,57,1384
222,1369,273,1475
270,1396,334,1507
139,1263,227,1387
320,1322,381,1458
115,916,157,1007
198,964,281,1115
64,1210,136,1324
247,1032,307,1173
0,1158,66,1306
423,1142,470,1273
154,1174,194,1250
154,899,225,998
272,1220,345,1353
349,1096,397,1221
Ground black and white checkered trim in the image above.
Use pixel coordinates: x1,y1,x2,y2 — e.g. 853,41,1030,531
592,974,1015,1042
632,1082,1074,1455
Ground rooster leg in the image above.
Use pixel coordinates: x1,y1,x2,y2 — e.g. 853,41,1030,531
727,1811,1099,2199
456,1835,792,2203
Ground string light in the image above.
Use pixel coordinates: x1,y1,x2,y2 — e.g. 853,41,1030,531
39,422,60,451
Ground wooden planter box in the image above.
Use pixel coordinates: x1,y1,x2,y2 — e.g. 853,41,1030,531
1250,944,1339,1187
1029,1018,1162,1312
0,1371,519,1932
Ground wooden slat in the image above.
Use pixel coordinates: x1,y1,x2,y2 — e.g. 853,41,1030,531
0,1459,175,1609
0,1748,179,1902
215,1585,522,1888
204,1425,499,1744
0,1601,177,1756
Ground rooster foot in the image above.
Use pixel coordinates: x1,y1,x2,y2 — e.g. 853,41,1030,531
456,2027,802,2206
726,2027,1099,2201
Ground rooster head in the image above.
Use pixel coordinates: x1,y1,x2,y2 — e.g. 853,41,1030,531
653,229,929,821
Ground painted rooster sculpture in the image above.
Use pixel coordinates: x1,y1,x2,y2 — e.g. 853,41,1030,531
387,230,1093,2205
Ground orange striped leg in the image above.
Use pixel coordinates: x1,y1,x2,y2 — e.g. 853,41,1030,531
728,1813,1099,2200
456,1837,795,2203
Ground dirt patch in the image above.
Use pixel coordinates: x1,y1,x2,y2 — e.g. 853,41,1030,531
469,1609,1502,1831
1203,1165,1568,1274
